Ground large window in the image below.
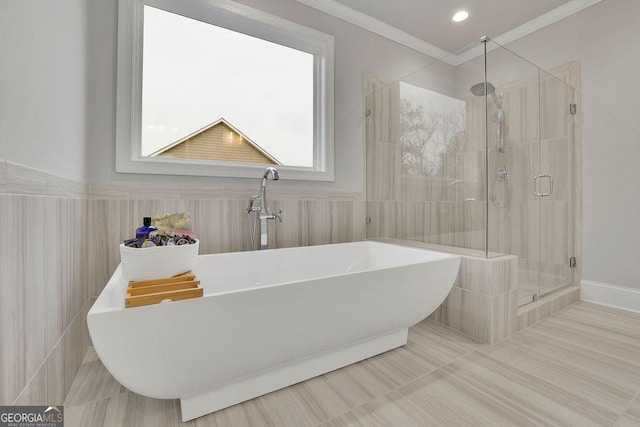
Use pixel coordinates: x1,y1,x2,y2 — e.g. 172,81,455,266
116,0,334,180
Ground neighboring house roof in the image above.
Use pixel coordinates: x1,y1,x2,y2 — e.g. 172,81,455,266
149,118,281,165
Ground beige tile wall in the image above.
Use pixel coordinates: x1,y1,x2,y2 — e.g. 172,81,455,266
0,160,7,192
364,75,487,253
87,186,366,297
428,255,519,344
0,162,89,406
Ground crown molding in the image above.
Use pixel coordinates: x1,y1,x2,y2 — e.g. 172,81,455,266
450,0,603,65
295,0,602,66
294,0,451,61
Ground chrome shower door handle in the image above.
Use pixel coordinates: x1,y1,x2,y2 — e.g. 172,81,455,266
532,174,554,197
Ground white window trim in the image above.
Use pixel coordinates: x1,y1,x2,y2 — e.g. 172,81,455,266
116,0,334,181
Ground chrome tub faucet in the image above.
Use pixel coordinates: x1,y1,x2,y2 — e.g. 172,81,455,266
247,167,283,249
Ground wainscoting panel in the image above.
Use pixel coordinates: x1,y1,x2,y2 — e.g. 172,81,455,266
0,162,89,406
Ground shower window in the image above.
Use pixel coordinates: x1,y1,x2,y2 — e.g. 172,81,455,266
399,83,466,177
365,73,486,252
115,0,335,181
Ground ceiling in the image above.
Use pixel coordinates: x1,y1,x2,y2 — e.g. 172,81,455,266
295,0,602,65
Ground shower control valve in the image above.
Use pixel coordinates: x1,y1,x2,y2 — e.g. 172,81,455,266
497,170,511,180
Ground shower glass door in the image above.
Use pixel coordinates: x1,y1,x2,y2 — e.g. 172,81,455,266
537,68,578,300
485,40,579,307
484,42,542,306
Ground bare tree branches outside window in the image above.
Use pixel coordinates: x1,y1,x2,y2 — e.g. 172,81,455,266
400,84,466,177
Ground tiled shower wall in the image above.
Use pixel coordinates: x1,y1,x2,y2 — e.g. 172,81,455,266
429,254,519,343
0,161,90,406
365,75,486,250
482,61,582,300
365,61,581,296
0,158,365,405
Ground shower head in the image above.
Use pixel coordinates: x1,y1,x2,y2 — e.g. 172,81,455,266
470,82,495,97
470,82,502,109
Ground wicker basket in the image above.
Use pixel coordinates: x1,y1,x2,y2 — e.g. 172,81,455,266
119,240,199,281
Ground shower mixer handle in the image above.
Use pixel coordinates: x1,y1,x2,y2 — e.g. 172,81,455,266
247,195,261,213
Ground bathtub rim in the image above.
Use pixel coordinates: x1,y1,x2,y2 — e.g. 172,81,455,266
89,240,460,314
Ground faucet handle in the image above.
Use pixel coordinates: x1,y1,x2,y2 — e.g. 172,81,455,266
247,195,261,213
274,209,283,222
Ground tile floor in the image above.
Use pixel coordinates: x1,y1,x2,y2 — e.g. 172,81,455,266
65,302,640,426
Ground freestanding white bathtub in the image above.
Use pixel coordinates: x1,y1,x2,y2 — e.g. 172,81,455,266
88,241,460,421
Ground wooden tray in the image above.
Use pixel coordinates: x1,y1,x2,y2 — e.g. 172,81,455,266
125,271,203,308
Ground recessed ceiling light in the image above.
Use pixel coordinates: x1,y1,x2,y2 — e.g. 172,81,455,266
452,10,469,22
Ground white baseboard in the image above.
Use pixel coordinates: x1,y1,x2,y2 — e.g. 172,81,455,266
581,280,640,314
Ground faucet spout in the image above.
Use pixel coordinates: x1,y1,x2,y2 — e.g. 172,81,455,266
260,167,279,214
261,166,279,193
262,166,279,181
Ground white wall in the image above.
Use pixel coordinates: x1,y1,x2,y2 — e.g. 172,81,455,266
498,0,640,291
85,0,455,192
0,0,88,182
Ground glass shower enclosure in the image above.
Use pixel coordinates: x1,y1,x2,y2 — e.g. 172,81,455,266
365,38,580,307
